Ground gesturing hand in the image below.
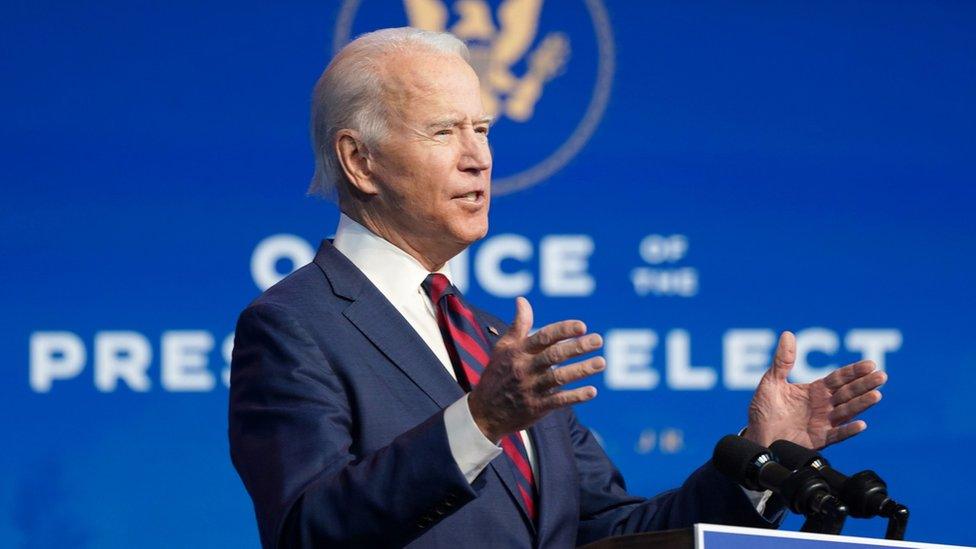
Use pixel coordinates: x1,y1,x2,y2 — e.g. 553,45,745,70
469,297,605,442
745,331,888,450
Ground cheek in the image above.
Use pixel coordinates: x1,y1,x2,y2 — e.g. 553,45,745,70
375,151,435,208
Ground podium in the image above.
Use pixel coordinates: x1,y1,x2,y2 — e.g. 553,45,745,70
581,524,974,549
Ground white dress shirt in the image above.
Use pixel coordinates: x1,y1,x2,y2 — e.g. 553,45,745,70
333,213,535,483
332,213,775,517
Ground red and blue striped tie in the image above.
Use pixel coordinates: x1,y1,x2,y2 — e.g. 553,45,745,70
423,273,538,523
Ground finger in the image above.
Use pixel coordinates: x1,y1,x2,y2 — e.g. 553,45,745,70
537,356,606,392
533,333,603,369
830,370,888,406
540,385,598,410
825,420,867,447
524,319,586,354
769,331,796,382
508,297,534,338
829,390,882,425
823,360,878,392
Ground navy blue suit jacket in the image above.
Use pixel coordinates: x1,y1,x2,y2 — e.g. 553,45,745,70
229,241,776,548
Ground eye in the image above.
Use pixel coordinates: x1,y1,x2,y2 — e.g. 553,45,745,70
435,128,453,136
475,126,489,137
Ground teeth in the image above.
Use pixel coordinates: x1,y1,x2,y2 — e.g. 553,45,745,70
462,192,477,200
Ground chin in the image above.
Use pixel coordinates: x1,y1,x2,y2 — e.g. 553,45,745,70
451,218,489,246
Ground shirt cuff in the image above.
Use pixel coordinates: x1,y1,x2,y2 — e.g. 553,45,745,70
736,426,786,522
744,487,771,513
444,394,503,483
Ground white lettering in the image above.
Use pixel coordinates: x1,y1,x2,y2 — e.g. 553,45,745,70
161,331,216,391
222,333,234,387
95,331,152,392
251,234,315,291
631,267,699,297
723,329,775,389
639,234,689,264
605,329,659,389
475,234,533,297
793,328,839,383
30,332,86,393
540,235,595,296
845,329,902,371
666,329,717,389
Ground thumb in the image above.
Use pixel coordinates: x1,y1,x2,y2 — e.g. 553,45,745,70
509,296,534,338
770,331,796,382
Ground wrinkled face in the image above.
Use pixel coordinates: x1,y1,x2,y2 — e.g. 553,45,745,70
368,52,492,255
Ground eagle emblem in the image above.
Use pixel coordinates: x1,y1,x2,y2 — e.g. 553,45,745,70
404,0,570,122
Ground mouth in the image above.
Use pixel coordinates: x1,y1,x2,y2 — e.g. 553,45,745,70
452,190,486,204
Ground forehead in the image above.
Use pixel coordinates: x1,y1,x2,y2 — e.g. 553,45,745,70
380,52,484,121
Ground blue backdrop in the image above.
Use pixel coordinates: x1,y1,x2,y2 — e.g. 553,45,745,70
3,1,975,547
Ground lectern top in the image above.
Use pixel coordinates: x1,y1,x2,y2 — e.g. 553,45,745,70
696,524,973,549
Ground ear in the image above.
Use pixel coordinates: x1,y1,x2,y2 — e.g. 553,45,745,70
335,129,379,196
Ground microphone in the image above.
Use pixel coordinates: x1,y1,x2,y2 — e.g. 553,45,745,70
712,435,848,520
770,439,909,540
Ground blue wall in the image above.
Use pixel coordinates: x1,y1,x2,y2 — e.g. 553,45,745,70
3,1,975,546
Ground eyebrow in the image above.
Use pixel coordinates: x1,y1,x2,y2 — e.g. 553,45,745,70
426,116,494,131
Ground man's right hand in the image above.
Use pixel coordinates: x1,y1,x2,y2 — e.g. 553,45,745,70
469,297,605,442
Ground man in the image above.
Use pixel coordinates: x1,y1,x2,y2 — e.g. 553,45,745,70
229,27,887,548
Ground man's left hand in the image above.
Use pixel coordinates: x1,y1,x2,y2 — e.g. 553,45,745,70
744,331,888,450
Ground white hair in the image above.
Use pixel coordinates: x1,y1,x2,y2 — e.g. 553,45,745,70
308,27,470,200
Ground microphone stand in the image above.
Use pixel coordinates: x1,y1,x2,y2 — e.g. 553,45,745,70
769,440,910,540
801,512,847,535
768,465,849,535
882,500,910,540
842,469,910,540
800,482,907,539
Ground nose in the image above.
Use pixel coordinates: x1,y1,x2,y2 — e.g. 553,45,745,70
458,128,492,175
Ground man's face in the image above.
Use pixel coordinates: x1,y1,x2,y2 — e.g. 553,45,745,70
366,52,492,257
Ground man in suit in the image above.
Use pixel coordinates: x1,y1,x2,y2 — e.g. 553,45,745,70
228,27,887,548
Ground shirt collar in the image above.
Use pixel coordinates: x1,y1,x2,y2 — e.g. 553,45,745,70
332,213,453,307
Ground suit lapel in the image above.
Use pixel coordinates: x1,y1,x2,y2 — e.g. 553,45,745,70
527,415,562,541
317,244,540,534
474,308,538,535
476,308,570,540
314,241,463,409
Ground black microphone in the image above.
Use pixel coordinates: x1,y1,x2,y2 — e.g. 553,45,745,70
769,439,909,540
712,435,847,520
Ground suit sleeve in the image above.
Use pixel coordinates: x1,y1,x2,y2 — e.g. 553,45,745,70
566,409,782,545
228,302,478,548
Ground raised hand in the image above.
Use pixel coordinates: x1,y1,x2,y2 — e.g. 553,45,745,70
745,331,888,450
469,297,605,442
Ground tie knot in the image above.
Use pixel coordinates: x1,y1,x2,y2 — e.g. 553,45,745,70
422,273,455,303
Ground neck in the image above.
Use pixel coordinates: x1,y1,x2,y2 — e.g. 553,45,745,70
342,208,457,272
